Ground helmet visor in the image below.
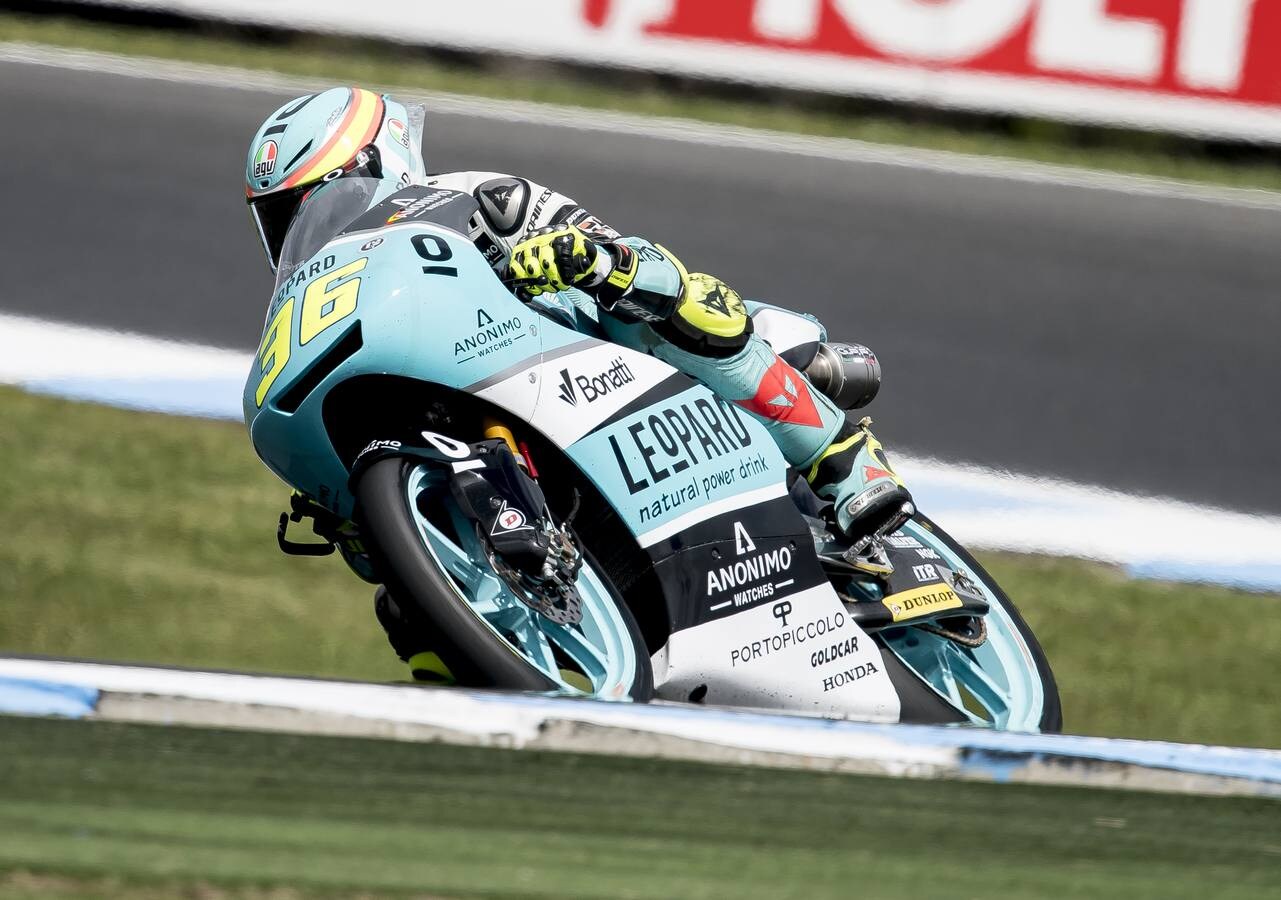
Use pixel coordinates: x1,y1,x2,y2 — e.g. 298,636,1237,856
248,145,385,272
249,185,307,272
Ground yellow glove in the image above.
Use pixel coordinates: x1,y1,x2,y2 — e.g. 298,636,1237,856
508,225,599,298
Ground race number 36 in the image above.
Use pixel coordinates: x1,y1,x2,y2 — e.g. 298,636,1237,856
254,257,368,407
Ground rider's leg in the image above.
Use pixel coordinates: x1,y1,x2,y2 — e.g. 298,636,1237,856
373,586,456,683
599,273,912,541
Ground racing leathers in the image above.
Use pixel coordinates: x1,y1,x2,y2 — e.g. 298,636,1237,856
424,170,913,541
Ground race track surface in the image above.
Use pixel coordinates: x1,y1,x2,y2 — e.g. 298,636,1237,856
2,58,1279,512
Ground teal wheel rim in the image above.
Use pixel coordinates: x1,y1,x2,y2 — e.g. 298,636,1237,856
406,464,641,699
879,520,1048,731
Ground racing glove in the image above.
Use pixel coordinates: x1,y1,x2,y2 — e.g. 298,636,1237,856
508,225,602,298
508,227,683,326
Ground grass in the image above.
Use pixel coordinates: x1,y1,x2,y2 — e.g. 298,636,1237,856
0,386,402,685
2,11,1281,192
1,386,1280,749
1,716,1279,899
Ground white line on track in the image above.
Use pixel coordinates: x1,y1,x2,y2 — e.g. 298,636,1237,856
0,313,246,382
3,41,1281,212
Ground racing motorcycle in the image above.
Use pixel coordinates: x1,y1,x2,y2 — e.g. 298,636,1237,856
244,176,1061,733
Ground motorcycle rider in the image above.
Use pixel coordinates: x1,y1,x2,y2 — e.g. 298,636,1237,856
246,88,913,676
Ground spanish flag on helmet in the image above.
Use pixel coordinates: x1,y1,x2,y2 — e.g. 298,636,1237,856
244,86,427,271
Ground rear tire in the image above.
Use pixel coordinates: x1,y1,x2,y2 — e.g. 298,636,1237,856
355,457,653,699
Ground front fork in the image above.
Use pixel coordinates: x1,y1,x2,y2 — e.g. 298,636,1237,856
276,415,576,604
483,416,539,476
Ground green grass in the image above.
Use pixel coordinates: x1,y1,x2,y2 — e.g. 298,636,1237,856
0,386,402,685
2,386,1280,748
3,11,1281,192
1,717,1279,899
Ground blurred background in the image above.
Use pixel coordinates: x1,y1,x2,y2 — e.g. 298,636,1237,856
1,3,1279,895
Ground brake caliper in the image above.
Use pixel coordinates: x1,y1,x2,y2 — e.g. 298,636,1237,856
447,442,584,625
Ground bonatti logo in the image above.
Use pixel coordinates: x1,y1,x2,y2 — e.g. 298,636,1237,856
557,368,577,406
557,356,636,406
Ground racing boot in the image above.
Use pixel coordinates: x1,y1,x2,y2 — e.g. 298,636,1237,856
374,586,455,685
375,587,596,691
806,416,914,550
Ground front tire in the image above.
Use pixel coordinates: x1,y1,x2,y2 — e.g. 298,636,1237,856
355,458,653,700
879,514,1063,733
924,515,1062,733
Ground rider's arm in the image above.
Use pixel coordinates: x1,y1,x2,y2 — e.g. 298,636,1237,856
580,237,687,324
472,174,827,348
507,224,688,322
449,171,685,318
455,172,826,334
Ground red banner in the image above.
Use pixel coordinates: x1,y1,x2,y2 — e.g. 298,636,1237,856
59,0,1281,141
586,0,1280,112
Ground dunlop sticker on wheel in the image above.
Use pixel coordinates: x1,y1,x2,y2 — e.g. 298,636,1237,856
881,584,962,623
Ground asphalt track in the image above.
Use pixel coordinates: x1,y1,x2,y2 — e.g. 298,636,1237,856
2,57,1279,513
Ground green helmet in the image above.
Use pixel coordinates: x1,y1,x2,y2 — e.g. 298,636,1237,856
245,86,427,271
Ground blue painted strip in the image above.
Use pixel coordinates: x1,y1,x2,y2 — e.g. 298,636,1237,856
876,724,1281,785
0,676,99,718
24,376,244,421
1126,561,1281,594
467,691,1281,786
1,657,1276,791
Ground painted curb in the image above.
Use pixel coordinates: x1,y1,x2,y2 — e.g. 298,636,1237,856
2,657,1278,799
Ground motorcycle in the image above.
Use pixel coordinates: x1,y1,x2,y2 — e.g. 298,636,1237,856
244,176,1061,732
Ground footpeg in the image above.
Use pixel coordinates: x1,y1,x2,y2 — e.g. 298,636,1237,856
276,492,341,556
843,500,915,572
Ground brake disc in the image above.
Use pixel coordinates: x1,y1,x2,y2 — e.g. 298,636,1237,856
512,580,583,626
483,536,584,626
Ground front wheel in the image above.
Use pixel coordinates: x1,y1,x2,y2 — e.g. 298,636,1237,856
877,514,1063,733
355,458,653,701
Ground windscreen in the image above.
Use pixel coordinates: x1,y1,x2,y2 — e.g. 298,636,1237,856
273,177,386,291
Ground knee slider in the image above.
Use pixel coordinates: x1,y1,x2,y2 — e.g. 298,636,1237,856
658,272,753,358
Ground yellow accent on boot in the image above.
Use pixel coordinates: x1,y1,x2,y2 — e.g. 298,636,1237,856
861,430,906,488
407,652,455,685
805,431,866,484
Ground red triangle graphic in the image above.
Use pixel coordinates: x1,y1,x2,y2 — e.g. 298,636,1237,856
734,358,823,428
863,465,893,482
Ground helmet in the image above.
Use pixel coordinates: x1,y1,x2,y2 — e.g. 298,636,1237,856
245,86,427,271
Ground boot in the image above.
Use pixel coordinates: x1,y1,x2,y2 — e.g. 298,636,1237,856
374,586,455,684
806,416,914,545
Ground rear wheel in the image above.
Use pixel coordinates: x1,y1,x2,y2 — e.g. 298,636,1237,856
355,458,653,700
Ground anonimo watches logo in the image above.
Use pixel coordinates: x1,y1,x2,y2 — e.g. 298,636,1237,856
707,521,794,611
557,356,636,406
